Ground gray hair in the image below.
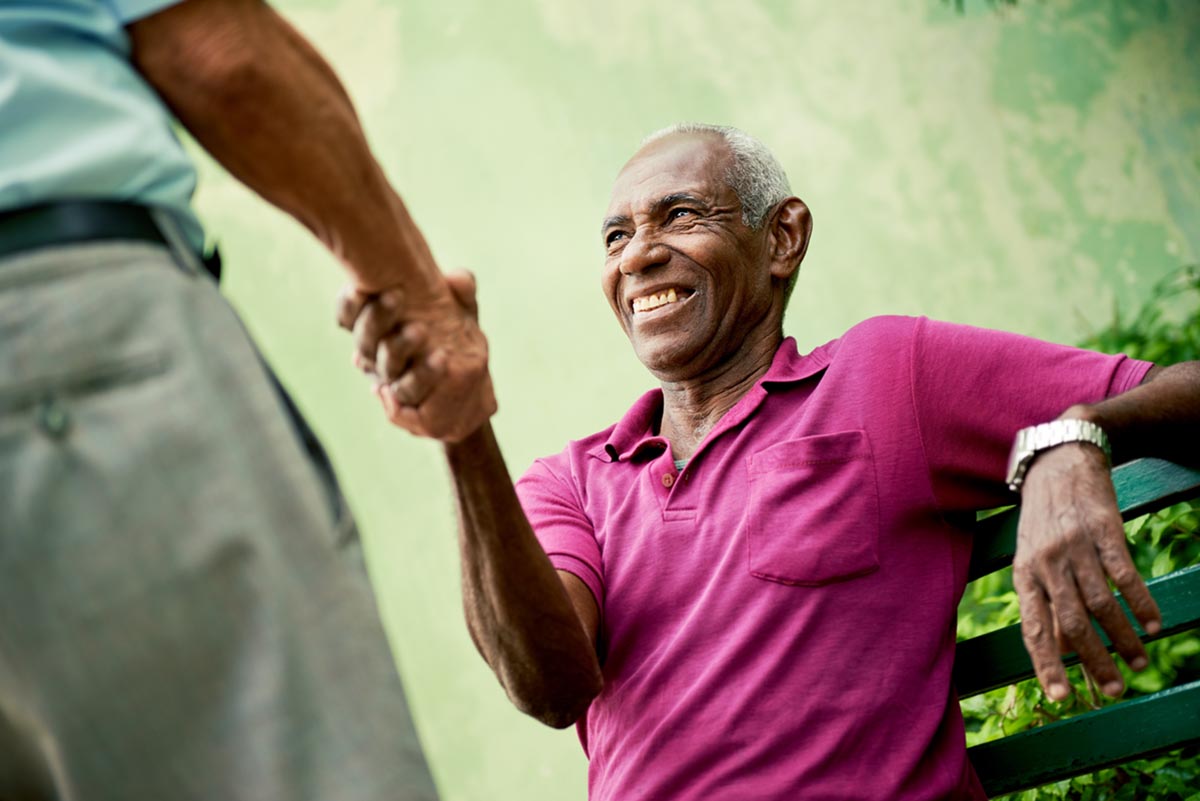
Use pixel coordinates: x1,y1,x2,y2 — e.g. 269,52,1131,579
641,123,791,229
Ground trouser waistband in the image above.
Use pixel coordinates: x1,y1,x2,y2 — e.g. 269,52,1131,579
0,201,221,282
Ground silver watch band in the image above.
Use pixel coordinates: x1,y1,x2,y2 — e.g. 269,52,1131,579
1006,418,1111,492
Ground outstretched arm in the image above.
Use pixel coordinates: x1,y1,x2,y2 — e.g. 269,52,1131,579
1014,361,1200,701
340,274,601,725
129,0,494,439
128,0,438,297
446,424,603,728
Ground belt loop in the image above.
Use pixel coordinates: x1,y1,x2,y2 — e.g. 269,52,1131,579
149,206,206,278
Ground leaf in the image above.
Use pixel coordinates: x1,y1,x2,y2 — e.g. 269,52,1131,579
1151,548,1176,579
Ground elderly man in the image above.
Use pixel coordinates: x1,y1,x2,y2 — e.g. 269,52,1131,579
0,0,492,798
347,123,1200,800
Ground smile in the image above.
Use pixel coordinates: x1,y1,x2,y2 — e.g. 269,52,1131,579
631,287,692,314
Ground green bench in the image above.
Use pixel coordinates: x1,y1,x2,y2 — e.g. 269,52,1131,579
956,457,1200,796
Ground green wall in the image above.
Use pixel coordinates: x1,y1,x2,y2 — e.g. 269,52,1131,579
189,1,1199,798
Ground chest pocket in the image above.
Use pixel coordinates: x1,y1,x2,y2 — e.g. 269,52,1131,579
745,430,881,586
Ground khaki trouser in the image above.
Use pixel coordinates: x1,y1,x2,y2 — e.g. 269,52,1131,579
0,241,439,801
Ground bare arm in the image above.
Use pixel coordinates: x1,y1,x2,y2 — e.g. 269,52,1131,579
1015,360,1200,701
445,424,603,728
127,0,438,297
340,276,597,720
1072,362,1200,465
131,0,496,440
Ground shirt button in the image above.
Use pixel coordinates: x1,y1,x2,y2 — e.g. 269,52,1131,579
662,473,674,488
37,396,71,439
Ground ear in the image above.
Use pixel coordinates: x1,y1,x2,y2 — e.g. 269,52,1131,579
766,197,812,283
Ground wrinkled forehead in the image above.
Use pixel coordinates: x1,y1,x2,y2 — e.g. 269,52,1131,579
605,133,735,218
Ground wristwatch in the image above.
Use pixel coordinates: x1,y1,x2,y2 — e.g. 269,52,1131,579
1005,418,1111,493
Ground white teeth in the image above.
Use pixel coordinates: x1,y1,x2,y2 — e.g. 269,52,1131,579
632,289,683,313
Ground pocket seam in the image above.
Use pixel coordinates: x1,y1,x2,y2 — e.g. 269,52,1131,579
749,455,870,472
750,562,880,587
0,350,170,412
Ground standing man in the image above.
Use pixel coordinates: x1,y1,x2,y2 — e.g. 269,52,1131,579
0,0,492,798
345,124,1200,799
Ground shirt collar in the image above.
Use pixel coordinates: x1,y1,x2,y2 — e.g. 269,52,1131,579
597,336,832,463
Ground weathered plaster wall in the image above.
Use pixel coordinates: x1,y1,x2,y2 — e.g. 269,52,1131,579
189,2,1199,798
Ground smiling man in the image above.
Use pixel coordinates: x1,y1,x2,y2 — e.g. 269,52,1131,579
347,123,1200,800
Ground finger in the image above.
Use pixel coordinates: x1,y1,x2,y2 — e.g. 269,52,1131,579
376,322,428,384
1043,566,1125,697
1097,536,1162,639
375,384,430,437
352,300,402,374
385,349,448,408
1075,544,1149,673
335,284,371,331
1014,568,1071,701
1051,612,1070,655
445,269,479,318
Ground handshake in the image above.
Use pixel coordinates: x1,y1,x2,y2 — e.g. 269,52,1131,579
336,270,497,443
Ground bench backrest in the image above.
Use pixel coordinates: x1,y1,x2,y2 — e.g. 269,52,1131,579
956,457,1200,796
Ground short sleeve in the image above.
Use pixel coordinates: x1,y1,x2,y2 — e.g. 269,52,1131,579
912,317,1153,511
515,457,605,612
103,0,183,24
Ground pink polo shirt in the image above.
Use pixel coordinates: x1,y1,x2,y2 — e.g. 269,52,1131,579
515,316,1152,801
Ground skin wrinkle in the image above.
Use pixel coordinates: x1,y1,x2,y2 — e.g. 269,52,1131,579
602,193,712,242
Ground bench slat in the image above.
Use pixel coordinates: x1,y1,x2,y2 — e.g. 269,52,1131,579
955,564,1200,698
970,678,1200,796
968,458,1200,581
961,458,1200,793
1112,457,1200,519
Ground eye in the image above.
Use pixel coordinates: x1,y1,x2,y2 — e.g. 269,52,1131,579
668,207,696,221
605,230,628,248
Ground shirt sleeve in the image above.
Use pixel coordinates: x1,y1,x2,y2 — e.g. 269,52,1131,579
515,456,605,613
103,0,183,24
912,317,1154,512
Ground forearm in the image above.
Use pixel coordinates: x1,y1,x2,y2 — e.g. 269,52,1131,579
128,0,440,295
1013,362,1196,700
1062,361,1200,466
445,424,602,728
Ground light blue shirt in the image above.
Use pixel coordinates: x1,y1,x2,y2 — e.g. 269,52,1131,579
0,0,204,250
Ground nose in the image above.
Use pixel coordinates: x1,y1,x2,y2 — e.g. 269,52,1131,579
620,229,670,276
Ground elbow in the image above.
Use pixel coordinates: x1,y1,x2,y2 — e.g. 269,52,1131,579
129,3,275,118
514,685,602,730
143,37,267,117
505,666,603,729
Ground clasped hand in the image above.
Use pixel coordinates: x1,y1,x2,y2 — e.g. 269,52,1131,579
336,270,496,442
1013,442,1162,701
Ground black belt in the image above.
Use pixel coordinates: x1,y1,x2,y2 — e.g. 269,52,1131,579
0,200,221,282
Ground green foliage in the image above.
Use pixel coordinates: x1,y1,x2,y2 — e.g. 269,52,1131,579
1079,266,1200,366
958,265,1200,799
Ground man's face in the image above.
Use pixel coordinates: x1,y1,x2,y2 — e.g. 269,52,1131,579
601,134,777,379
